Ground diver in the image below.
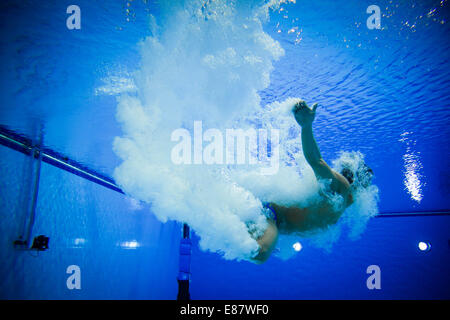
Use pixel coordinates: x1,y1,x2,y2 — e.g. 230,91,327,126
252,100,374,263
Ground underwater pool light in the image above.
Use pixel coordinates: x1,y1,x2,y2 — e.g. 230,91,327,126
418,241,431,252
72,238,86,248
120,240,140,249
292,242,302,252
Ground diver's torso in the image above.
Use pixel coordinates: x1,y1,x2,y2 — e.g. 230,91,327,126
271,191,351,234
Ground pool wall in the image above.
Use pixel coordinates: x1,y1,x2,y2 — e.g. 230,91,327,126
0,144,181,299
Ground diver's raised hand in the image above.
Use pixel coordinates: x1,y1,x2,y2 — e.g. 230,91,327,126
292,100,318,127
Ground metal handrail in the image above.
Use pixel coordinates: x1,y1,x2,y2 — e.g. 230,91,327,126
0,125,123,194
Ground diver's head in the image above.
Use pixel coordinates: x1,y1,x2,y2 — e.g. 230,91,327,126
341,162,373,189
333,151,374,191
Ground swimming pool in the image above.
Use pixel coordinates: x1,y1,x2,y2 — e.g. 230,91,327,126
0,0,449,299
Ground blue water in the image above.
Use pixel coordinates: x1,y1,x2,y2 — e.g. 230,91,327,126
0,0,449,299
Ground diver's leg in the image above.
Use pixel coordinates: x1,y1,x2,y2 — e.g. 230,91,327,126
251,219,279,264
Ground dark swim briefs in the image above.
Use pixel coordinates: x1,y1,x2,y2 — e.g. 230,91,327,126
262,202,278,225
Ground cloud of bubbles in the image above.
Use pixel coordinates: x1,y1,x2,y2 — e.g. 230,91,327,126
111,0,379,261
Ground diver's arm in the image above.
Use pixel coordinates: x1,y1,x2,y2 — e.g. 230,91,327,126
301,125,350,194
293,101,350,195
301,124,329,178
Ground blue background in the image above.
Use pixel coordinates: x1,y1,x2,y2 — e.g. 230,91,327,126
0,0,449,299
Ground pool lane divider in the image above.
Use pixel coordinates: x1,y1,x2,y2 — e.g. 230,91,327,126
0,125,449,218
374,211,450,218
